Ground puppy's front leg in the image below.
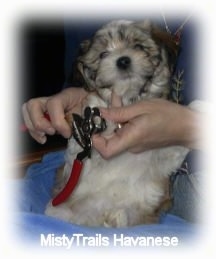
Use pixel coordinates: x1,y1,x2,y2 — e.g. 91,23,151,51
104,209,129,228
83,93,108,109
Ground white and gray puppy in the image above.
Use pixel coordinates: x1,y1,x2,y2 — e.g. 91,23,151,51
45,20,189,227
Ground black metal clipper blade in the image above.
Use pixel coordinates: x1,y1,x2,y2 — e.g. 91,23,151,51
72,106,107,152
72,113,86,149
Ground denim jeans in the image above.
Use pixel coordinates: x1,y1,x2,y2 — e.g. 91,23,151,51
169,151,204,223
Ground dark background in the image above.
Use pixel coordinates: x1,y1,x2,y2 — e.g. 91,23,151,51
21,21,65,102
18,21,68,159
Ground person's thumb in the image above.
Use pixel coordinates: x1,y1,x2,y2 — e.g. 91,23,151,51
99,102,145,123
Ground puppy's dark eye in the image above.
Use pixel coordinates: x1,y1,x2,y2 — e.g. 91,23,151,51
133,44,145,51
99,51,109,59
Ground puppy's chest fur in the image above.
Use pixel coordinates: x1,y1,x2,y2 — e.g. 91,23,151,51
45,20,189,227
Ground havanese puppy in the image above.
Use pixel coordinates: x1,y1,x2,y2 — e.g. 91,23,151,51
45,20,190,227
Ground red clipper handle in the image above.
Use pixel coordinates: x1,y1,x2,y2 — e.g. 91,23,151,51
52,159,83,206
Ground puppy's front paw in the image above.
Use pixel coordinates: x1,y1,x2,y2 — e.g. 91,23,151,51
104,209,128,228
84,94,107,109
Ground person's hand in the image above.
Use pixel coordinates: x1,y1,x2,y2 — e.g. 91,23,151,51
22,87,88,144
93,99,201,159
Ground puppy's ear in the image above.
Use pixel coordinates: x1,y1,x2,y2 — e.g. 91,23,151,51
75,39,97,91
66,61,87,88
133,20,152,32
66,39,92,88
151,26,180,70
79,39,91,55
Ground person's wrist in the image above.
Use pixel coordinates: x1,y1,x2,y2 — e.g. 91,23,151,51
180,109,202,150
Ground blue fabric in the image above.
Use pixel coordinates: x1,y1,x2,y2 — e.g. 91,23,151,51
12,151,198,248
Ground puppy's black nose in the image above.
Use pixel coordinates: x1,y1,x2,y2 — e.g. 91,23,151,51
116,56,131,70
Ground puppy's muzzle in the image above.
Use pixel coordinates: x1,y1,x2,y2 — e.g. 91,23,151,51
116,56,131,70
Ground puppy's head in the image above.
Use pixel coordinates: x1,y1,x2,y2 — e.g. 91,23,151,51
77,20,179,105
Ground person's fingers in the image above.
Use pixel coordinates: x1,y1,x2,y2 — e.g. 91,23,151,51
100,101,148,123
92,134,127,159
46,97,72,138
22,99,55,143
111,91,122,108
23,98,55,132
92,123,136,159
22,102,37,132
23,103,47,144
45,88,88,138
29,131,47,144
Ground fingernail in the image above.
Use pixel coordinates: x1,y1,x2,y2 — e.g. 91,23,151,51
38,132,45,137
39,136,47,144
47,127,55,135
